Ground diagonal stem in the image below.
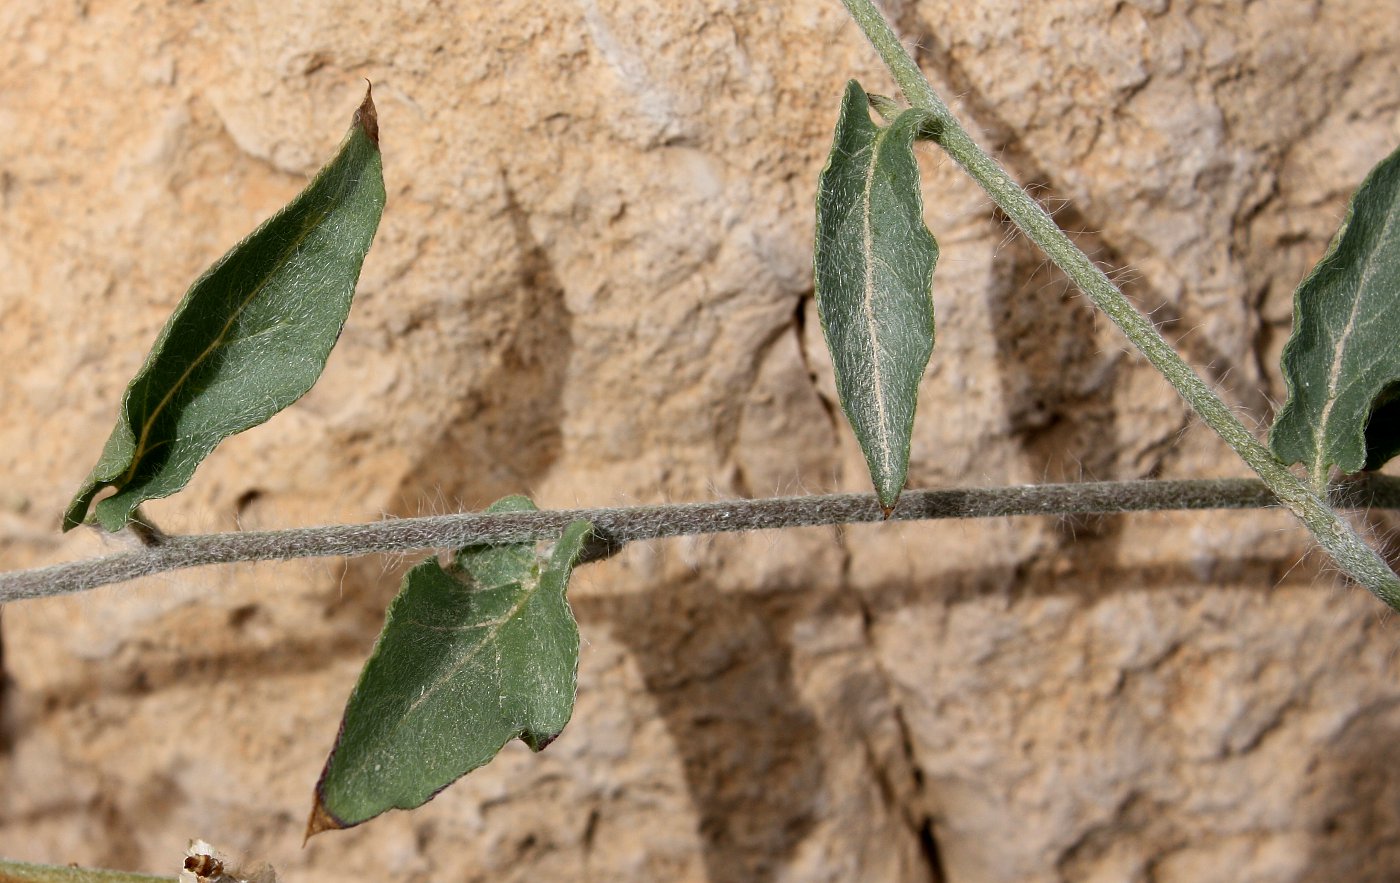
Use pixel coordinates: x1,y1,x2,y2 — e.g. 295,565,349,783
837,0,1400,610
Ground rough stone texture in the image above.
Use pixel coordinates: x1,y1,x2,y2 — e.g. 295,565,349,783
2,1,1400,880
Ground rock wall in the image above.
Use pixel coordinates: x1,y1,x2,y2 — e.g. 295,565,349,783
2,1,1399,880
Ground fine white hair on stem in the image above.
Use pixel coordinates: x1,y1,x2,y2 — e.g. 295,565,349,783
5,476,1400,604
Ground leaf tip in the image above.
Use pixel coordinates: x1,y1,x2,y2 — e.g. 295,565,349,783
877,482,904,520
522,727,564,752
355,81,379,147
62,480,101,533
60,503,86,533
303,795,347,843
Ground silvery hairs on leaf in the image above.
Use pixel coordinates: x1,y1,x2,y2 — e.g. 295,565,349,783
308,496,593,836
65,87,385,533
1271,143,1400,488
814,79,938,513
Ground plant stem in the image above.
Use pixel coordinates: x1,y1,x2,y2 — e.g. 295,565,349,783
127,506,169,547
838,0,1400,609
3,476,1399,604
0,857,173,882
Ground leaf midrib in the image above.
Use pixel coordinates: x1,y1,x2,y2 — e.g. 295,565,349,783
336,567,544,795
860,127,894,477
1311,192,1400,484
116,164,358,489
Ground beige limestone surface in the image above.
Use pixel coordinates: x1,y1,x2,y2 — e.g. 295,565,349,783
2,1,1400,881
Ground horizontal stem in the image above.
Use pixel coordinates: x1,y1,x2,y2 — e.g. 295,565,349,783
4,475,1398,604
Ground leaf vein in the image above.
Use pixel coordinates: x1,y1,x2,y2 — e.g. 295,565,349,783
861,126,894,476
116,182,351,489
1312,187,1400,482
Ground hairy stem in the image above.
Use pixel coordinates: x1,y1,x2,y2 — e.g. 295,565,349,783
3,476,1399,604
127,506,169,547
838,0,1400,609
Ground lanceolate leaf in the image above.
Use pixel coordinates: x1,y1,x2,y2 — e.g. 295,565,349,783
307,497,593,836
64,88,386,532
814,80,938,513
1270,144,1400,486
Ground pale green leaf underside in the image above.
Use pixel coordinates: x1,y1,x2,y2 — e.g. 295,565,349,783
814,80,938,511
1271,143,1400,485
311,496,592,832
64,89,386,532
0,858,172,883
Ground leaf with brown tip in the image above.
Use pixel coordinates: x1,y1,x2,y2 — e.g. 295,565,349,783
65,87,384,532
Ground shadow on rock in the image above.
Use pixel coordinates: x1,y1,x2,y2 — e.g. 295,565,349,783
1299,699,1400,881
581,581,824,883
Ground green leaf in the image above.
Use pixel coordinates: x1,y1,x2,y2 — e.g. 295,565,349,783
307,496,593,836
1270,144,1400,486
0,859,173,883
866,92,905,124
63,87,386,532
814,80,938,513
